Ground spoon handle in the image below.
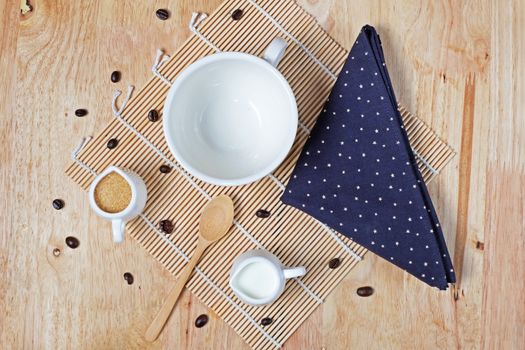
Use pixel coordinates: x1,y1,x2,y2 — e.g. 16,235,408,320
145,239,208,342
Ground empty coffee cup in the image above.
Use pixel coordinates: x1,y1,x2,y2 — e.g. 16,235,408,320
163,37,298,186
88,166,147,243
229,249,306,306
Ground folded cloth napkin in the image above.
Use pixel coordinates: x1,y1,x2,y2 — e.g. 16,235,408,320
282,25,455,290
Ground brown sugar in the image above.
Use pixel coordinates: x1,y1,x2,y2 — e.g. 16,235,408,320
94,172,132,213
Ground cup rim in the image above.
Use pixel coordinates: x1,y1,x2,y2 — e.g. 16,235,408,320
229,256,284,306
88,166,137,218
163,51,298,186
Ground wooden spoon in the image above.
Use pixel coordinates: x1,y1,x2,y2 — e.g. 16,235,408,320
145,195,234,342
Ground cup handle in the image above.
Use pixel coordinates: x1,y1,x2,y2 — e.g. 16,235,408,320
263,38,287,67
112,219,125,243
283,266,306,279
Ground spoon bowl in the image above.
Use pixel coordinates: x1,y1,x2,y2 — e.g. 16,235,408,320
199,195,235,242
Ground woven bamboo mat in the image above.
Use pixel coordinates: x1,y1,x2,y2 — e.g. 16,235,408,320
65,0,455,348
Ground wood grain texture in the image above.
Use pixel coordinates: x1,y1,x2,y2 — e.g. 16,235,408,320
62,1,452,347
0,1,523,349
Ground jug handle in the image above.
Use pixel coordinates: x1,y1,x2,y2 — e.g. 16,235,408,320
263,38,287,67
112,219,126,243
283,266,306,279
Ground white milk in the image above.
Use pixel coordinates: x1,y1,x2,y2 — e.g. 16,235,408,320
233,261,279,299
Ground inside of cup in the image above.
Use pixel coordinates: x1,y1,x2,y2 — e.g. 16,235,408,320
165,55,297,182
231,260,281,300
93,170,133,214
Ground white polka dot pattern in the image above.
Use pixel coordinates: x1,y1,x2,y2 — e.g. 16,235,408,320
282,26,455,290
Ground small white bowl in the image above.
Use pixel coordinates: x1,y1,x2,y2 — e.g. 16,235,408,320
163,42,297,186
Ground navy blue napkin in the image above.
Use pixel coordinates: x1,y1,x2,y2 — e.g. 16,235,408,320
282,25,455,290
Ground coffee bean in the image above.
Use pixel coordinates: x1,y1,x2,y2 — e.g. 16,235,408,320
231,9,243,20
52,248,61,257
261,317,272,326
75,109,88,117
148,109,159,122
255,209,271,218
107,138,118,149
195,314,209,328
328,257,341,269
52,199,65,210
159,219,174,234
65,236,80,249
156,8,170,20
356,286,374,297
110,70,121,83
159,165,171,173
123,272,134,285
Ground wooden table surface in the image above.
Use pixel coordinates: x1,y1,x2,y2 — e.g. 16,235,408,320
1,1,523,349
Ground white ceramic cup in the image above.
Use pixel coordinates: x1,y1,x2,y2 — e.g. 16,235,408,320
229,249,306,306
88,166,148,243
163,37,298,186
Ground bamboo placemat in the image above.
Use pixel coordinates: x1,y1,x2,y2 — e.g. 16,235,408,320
66,0,455,348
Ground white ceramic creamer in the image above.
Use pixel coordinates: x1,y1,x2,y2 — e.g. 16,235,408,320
229,249,306,306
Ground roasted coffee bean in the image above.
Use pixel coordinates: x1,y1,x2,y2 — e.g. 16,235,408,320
255,209,271,218
261,317,273,326
231,9,243,20
195,314,209,328
52,248,61,257
159,165,171,173
65,236,80,249
328,257,341,269
107,138,118,149
52,199,65,210
148,109,159,122
156,8,170,20
110,70,121,83
159,219,174,234
75,109,88,117
123,272,134,285
356,286,374,297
